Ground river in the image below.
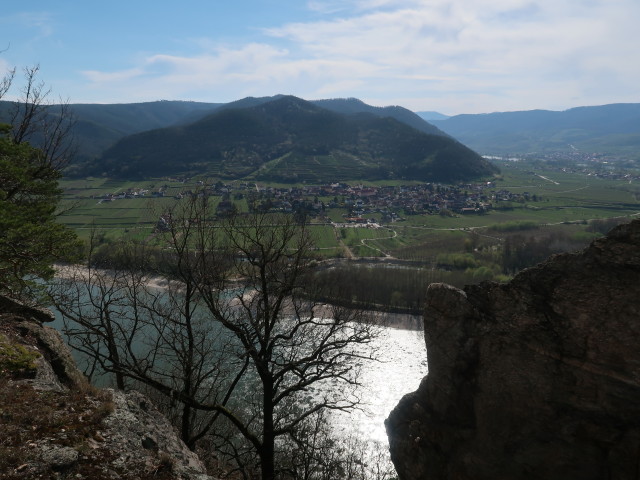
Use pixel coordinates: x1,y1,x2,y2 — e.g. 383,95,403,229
50,297,428,474
332,323,427,443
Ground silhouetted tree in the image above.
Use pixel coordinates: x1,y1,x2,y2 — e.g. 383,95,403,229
53,197,378,479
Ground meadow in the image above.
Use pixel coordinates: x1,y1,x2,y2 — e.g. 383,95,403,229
58,159,639,313
59,160,640,255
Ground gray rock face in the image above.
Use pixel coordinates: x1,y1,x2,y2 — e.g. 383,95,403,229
18,319,89,391
1,295,214,480
386,219,640,480
103,389,212,479
39,445,80,471
0,296,88,391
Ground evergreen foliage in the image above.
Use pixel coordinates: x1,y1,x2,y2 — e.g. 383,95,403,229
0,124,80,298
0,66,81,300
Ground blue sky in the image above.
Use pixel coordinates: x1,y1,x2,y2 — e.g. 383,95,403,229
1,0,638,114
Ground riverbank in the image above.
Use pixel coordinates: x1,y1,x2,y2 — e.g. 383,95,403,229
53,264,424,331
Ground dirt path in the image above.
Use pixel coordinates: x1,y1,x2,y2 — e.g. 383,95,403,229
361,228,397,258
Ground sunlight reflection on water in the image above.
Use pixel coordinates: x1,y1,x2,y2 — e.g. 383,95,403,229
333,325,428,444
52,295,428,468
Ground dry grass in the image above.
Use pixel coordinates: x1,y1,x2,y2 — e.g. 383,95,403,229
0,378,114,478
0,326,176,479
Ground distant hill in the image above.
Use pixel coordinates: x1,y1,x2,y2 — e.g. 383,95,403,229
197,95,448,136
88,96,497,183
6,98,637,165
313,98,447,136
0,100,222,161
69,101,222,159
416,111,450,121
3,96,449,166
431,103,640,158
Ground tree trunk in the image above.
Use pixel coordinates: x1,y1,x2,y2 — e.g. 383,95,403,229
261,380,276,480
182,404,194,450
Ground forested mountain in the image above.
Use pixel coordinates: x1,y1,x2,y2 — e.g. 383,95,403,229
69,101,223,159
312,98,447,136
0,100,222,161
5,98,637,168
2,96,447,166
187,95,448,136
431,103,640,158
88,95,497,182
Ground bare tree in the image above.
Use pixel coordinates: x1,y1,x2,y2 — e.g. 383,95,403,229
51,232,244,450
6,65,76,171
186,203,378,480
52,195,379,479
0,66,15,100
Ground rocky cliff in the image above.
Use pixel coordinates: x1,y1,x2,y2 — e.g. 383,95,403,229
0,295,213,479
386,219,640,480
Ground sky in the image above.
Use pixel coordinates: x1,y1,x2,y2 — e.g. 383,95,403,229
1,0,638,115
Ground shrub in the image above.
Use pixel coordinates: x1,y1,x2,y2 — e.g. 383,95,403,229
436,252,479,269
488,221,539,232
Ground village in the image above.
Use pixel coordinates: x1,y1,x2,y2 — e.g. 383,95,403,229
92,179,538,225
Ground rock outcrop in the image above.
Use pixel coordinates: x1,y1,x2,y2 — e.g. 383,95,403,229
0,297,214,479
386,219,640,480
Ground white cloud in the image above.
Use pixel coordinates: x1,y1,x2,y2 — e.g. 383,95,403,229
307,1,349,14
79,0,640,112
269,0,640,111
82,67,146,84
1,11,54,40
0,59,12,75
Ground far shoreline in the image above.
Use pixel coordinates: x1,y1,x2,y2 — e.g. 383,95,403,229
53,264,424,331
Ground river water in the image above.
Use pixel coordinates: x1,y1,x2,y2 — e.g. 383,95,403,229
51,299,428,472
332,323,427,443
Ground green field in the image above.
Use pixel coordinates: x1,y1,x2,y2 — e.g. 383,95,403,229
58,161,640,260
55,161,640,313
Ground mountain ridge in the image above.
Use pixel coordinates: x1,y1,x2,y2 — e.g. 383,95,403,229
90,95,497,183
431,103,640,158
2,96,447,164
